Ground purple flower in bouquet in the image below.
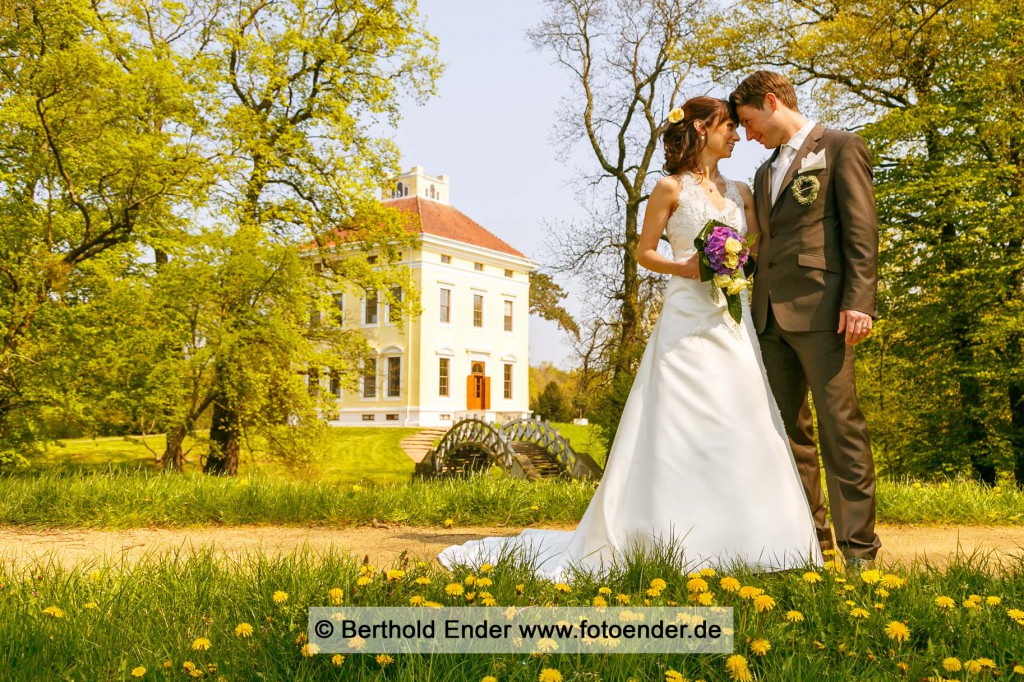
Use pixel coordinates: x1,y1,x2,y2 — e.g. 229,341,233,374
703,225,750,275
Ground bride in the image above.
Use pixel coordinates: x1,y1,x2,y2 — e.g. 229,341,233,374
439,96,823,579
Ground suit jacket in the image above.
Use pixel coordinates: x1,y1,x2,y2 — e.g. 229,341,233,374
751,124,879,333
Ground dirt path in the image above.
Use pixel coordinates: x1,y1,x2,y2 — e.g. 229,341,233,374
2,523,1023,571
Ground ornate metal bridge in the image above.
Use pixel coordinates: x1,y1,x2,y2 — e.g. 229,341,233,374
414,418,603,481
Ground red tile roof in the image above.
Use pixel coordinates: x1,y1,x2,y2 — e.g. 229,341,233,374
384,197,527,259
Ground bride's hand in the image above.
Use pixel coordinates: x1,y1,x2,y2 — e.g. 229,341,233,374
676,253,700,279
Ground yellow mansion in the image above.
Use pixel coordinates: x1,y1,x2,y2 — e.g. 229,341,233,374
328,166,537,427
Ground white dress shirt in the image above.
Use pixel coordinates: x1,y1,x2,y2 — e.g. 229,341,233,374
771,119,817,203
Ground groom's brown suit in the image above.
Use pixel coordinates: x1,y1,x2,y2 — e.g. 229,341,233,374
752,124,881,560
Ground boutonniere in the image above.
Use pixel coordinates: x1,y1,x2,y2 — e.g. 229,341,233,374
792,150,826,205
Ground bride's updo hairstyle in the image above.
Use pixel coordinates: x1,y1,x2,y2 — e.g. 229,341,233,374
662,96,738,178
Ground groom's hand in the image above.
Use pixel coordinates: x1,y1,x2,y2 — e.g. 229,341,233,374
838,309,873,345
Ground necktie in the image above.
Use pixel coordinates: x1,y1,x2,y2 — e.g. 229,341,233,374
771,146,796,204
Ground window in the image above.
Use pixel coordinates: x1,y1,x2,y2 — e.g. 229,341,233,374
362,414,375,421
504,364,513,400
362,358,377,398
439,288,451,323
395,181,404,197
441,254,451,264
429,184,436,199
386,413,399,421
387,357,401,398
388,286,402,324
474,262,484,272
329,370,341,397
364,289,378,324
439,358,450,397
367,255,377,265
505,269,513,278
503,300,514,332
307,367,319,397
473,294,484,327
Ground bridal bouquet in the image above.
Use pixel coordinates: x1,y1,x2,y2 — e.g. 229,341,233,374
693,220,755,324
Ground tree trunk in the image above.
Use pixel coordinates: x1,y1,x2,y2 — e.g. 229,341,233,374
1011,381,1024,488
205,392,240,476
162,424,187,472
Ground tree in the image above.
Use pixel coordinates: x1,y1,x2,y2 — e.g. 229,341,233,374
708,0,1024,483
529,0,704,438
533,380,573,423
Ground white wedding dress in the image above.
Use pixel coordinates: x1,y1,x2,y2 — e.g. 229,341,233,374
439,173,823,579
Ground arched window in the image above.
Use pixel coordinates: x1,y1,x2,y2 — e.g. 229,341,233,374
396,181,404,197
429,184,436,199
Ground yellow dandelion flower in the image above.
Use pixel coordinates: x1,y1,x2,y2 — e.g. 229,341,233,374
738,586,762,599
477,577,493,588
697,592,714,606
163,661,172,669
593,596,608,607
665,670,686,682
515,584,525,595
235,622,253,638
482,677,498,682
942,658,962,672
464,591,476,602
986,596,1001,606
376,653,394,666
539,668,563,682
876,588,890,598
822,548,838,557
348,635,366,650
726,654,753,682
935,596,955,609
802,572,823,584
131,667,146,678
849,608,870,619
464,575,476,586
650,578,668,591
813,640,825,650
301,643,319,657
553,582,572,593
410,595,425,606
896,662,909,672
720,576,741,592
385,569,405,582
964,660,983,673
481,595,497,607
424,601,443,608
860,569,882,585
1014,664,1024,675
191,637,211,651
785,610,805,623
687,577,708,593
359,565,376,576
873,603,884,610
444,518,454,528
445,583,464,596
83,602,98,610
328,588,344,605
975,658,996,669
616,593,631,605
880,574,905,589
884,621,910,643
598,586,612,595
356,576,372,586
647,587,664,598
753,595,776,612
1008,608,1024,620
351,484,362,492
272,590,288,603
480,563,494,573
183,662,196,672
332,654,345,666
701,567,717,576
750,638,771,656
295,632,307,645
963,598,981,610
536,638,559,652
42,606,65,619
415,576,432,585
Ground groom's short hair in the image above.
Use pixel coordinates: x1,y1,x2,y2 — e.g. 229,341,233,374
730,71,799,111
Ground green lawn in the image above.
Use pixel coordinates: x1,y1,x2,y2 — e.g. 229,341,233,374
39,428,418,486
551,421,609,467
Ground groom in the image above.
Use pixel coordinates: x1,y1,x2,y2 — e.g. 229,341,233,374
730,71,881,565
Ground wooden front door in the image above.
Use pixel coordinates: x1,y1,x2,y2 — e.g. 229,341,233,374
466,361,490,410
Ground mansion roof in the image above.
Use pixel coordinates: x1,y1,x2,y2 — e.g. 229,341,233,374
384,197,527,259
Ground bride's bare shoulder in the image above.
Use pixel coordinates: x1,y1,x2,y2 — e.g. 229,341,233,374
652,174,684,198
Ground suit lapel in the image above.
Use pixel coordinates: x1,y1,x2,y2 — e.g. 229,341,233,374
770,124,825,217
755,159,772,227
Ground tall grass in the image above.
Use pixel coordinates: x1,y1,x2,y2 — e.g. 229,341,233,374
0,470,1022,528
3,545,1024,680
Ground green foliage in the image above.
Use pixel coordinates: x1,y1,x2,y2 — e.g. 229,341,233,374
531,381,573,423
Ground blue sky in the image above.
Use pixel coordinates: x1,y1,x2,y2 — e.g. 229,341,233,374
393,0,772,368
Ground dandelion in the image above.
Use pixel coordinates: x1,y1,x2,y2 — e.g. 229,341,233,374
598,586,612,595
876,588,890,598
720,576,741,592
750,638,771,656
386,569,405,582
42,606,65,618
235,622,253,638
884,621,910,644
726,654,753,682
464,575,476,586
849,607,870,619
785,610,805,623
348,635,366,650
986,596,1001,606
376,654,393,666
860,570,882,585
332,654,345,666
131,667,146,678
301,643,319,657
593,596,608,607
539,668,563,682
410,595,425,606
935,596,955,609
415,576,432,585
351,485,362,492
1014,664,1024,675
616,593,631,605
83,602,98,610
356,576,372,586
697,592,714,606
942,658,962,672
738,586,762,599
536,638,559,652
665,670,686,682
477,577,493,588
687,577,708,593
554,583,572,593
975,658,997,669
482,677,498,682
964,660,983,673
802,572,823,584
191,637,211,651
880,574,905,589
445,583,464,596
515,584,525,595
753,595,776,612
480,563,494,573
272,591,289,603
963,599,981,610
444,518,454,528
649,577,668,591
328,588,344,605
481,594,497,607
874,603,884,610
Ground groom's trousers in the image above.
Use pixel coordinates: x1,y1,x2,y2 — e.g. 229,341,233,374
758,303,881,561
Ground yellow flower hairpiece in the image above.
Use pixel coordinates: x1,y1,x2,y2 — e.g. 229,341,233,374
667,108,684,124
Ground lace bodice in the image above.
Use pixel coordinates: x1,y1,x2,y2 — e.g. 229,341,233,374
665,173,747,259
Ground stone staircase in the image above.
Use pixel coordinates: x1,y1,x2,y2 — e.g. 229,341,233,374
399,428,448,464
510,441,569,480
